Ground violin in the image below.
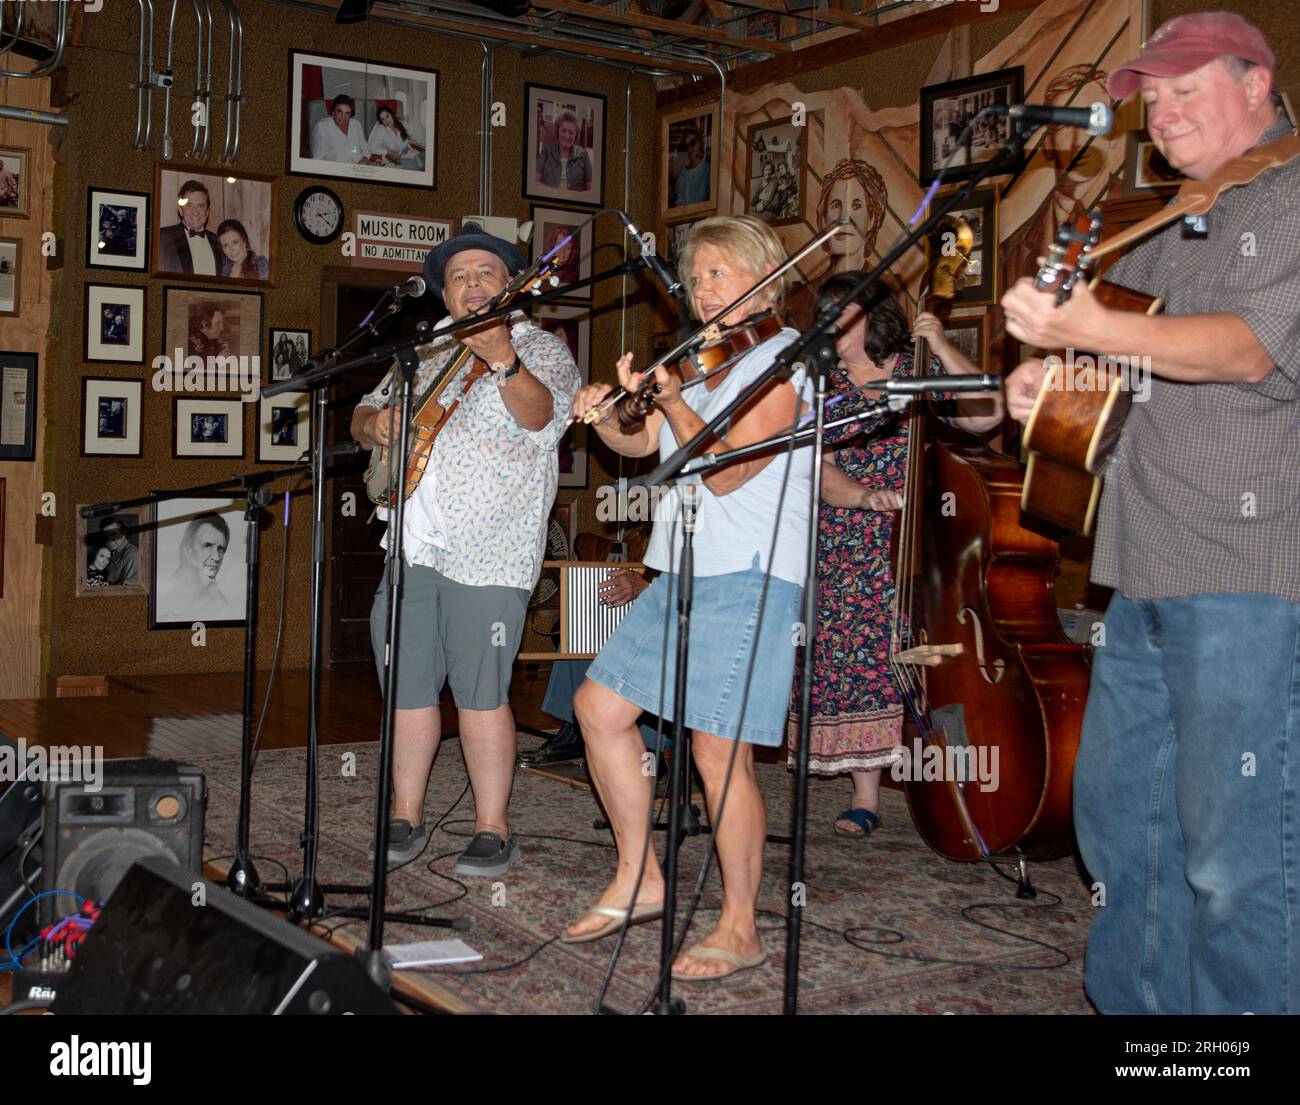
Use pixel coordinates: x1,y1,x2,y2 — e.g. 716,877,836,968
580,310,785,429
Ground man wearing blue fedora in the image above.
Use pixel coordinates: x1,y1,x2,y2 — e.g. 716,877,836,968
351,223,580,875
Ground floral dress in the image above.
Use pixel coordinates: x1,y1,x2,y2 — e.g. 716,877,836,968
787,350,942,775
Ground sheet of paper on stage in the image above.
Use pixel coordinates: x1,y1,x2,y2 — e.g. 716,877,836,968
383,938,484,968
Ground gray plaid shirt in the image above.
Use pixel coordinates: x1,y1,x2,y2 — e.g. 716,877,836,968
1092,121,1300,602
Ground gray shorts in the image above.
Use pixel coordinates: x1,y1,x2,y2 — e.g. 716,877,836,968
370,564,529,711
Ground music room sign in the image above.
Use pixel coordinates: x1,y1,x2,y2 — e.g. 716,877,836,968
352,211,455,273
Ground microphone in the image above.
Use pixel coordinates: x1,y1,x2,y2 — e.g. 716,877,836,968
391,275,427,300
987,101,1114,137
877,374,1002,394
616,211,686,301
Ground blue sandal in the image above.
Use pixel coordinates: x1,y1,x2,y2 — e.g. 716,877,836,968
834,808,879,838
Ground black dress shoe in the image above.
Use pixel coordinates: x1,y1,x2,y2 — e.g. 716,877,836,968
518,721,584,766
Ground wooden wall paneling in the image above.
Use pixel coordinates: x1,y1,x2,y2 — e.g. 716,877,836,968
0,54,53,699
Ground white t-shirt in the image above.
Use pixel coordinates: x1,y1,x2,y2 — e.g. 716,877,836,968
645,327,814,584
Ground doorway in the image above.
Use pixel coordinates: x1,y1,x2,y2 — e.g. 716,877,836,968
322,267,439,664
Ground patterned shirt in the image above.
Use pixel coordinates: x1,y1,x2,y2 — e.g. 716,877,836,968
1092,121,1300,602
358,317,580,591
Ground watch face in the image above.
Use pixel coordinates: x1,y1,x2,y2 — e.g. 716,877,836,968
296,188,343,243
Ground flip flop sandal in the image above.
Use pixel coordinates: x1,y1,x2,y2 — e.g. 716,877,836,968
671,944,767,983
834,808,880,838
559,902,664,945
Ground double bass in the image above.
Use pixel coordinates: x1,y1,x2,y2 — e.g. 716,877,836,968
889,228,1091,868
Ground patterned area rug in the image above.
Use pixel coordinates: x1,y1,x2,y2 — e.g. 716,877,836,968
197,741,1097,1015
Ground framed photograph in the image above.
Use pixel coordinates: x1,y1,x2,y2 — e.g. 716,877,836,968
0,146,30,219
87,188,150,271
535,304,590,489
926,184,1000,308
529,205,592,302
661,103,718,219
257,391,310,462
154,164,276,285
942,313,989,370
288,49,437,189
745,115,806,227
1124,134,1183,194
173,396,245,460
0,351,37,461
0,237,19,316
920,67,1024,184
268,327,310,382
82,376,143,457
163,285,263,373
84,284,146,364
76,508,148,598
149,494,248,629
523,82,606,208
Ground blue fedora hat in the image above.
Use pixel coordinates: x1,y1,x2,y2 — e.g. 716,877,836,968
423,222,527,300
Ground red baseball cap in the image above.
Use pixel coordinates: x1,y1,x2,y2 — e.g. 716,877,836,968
1108,11,1274,100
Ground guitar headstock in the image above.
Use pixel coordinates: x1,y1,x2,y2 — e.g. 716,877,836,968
1033,209,1103,302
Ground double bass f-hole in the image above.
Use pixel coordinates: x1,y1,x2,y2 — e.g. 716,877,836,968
956,606,1005,685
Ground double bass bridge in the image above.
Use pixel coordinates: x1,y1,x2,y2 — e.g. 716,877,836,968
895,643,963,667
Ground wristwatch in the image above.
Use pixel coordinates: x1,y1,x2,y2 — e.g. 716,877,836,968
497,355,521,384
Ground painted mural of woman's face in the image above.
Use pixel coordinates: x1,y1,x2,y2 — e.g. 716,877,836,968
823,176,868,259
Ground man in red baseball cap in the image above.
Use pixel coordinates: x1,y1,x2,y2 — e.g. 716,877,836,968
1107,11,1278,179
1001,14,1300,1015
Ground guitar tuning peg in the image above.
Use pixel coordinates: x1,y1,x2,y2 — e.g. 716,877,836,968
549,275,559,287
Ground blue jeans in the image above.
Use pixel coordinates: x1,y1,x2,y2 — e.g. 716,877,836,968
542,659,667,749
1075,592,1300,1014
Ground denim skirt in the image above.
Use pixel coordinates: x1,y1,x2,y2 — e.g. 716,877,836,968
585,565,803,747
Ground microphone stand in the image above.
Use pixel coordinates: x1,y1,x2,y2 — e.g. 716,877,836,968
655,484,698,1016
629,122,1035,1015
265,293,408,925
262,291,461,964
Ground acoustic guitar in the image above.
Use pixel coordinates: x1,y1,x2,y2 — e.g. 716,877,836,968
1019,131,1300,535
1019,213,1161,536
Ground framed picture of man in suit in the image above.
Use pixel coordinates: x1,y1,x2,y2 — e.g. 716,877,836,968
153,164,277,287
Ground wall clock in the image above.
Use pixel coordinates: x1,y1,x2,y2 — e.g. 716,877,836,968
293,186,344,245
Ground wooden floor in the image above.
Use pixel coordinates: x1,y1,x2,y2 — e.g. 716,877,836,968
0,662,560,757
